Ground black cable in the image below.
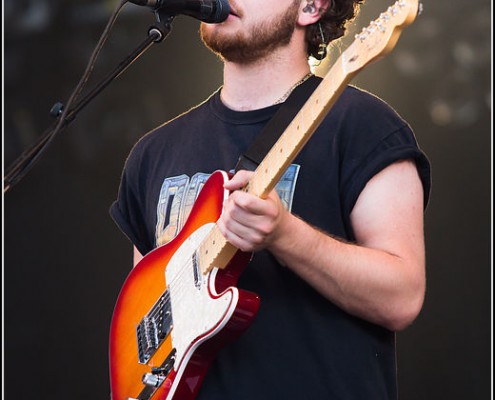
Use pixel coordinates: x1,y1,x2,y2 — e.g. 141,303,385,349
4,0,129,193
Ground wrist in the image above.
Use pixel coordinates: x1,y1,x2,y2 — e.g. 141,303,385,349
268,209,299,259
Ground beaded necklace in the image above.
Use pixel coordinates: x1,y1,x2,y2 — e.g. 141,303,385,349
273,72,313,105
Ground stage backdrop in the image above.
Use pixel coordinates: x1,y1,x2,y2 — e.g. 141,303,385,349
4,0,491,399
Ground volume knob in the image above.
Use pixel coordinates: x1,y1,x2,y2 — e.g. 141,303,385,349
142,372,165,387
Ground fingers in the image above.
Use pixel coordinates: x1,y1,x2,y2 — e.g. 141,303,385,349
218,193,271,251
218,172,285,252
223,169,253,191
217,215,266,252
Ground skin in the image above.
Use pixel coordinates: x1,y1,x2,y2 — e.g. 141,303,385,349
134,0,427,332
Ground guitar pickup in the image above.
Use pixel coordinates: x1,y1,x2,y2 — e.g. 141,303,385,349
192,251,201,289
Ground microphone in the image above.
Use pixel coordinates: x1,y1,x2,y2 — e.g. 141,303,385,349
129,0,230,23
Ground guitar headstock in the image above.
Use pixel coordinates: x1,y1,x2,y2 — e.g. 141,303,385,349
341,0,420,74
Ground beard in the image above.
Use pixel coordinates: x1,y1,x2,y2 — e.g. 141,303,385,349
200,1,300,64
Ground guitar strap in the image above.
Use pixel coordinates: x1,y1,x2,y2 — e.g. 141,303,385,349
234,75,322,173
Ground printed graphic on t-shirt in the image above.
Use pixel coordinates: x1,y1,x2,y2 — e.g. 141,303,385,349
155,165,300,247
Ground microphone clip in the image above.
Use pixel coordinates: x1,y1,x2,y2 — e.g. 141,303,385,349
149,9,176,42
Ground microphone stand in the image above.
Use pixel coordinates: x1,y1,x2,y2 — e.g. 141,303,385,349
4,10,175,194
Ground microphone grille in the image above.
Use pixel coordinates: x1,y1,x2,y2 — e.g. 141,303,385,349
210,0,230,23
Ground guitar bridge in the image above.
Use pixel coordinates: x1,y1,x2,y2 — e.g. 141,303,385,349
136,290,173,364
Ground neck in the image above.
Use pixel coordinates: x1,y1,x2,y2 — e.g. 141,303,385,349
220,40,312,111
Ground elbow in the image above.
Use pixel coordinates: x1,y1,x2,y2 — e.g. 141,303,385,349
383,283,426,332
384,260,426,332
386,299,423,332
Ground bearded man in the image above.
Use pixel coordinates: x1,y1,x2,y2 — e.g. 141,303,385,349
111,0,431,398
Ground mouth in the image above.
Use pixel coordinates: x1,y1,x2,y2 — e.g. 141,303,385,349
228,2,240,18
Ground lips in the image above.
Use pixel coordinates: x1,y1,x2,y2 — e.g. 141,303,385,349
228,1,240,17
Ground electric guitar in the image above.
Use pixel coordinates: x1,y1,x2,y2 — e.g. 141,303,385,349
109,1,421,398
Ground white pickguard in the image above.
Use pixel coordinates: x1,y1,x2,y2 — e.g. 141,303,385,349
165,223,238,372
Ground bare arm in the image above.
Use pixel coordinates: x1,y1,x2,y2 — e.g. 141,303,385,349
217,159,426,331
134,246,144,267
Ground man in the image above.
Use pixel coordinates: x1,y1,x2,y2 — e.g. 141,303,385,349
111,0,431,398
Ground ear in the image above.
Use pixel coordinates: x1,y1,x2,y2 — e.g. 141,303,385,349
297,0,330,27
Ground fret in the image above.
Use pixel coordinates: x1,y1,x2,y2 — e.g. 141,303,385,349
246,57,349,200
199,225,237,274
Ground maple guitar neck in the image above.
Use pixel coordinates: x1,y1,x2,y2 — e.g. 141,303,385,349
199,0,420,275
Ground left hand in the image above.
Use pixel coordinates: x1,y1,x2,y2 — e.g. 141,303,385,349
217,170,287,252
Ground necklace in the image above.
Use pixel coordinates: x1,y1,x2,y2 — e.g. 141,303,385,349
273,73,313,105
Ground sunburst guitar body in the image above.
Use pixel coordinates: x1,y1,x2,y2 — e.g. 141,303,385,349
109,171,260,400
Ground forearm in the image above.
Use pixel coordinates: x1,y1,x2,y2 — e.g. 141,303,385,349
220,162,426,331
269,212,425,331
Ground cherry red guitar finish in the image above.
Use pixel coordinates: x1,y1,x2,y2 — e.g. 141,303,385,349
109,171,260,400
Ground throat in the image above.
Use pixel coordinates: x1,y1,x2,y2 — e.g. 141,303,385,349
221,67,314,111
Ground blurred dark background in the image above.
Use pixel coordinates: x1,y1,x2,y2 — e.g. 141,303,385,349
4,0,491,399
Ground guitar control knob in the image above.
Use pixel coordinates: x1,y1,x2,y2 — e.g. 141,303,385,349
142,372,165,387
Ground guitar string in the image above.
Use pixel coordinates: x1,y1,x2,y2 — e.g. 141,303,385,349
143,229,222,330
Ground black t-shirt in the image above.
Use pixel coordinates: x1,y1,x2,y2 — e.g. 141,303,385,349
111,79,431,399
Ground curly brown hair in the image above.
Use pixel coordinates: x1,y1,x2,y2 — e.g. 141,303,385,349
305,0,364,59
